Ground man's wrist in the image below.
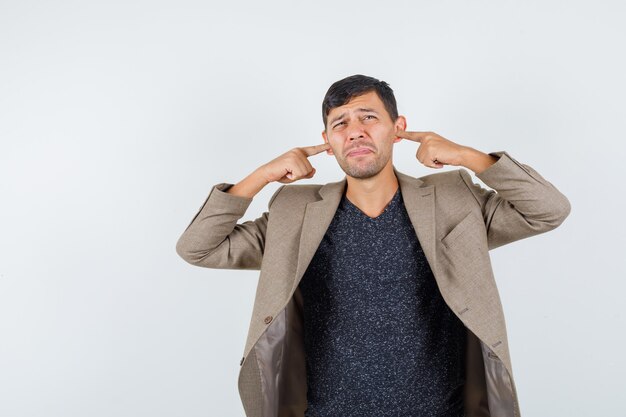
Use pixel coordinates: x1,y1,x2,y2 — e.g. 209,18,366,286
459,146,499,175
226,168,270,199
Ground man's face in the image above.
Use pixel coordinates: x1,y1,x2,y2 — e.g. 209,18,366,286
322,90,406,179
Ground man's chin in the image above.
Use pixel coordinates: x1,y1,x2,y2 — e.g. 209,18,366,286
341,164,384,179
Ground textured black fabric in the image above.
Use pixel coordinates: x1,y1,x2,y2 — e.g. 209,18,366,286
298,186,467,417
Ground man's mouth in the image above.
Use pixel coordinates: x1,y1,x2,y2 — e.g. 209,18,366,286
347,147,374,157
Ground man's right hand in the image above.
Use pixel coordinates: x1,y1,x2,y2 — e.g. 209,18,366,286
225,143,330,199
259,143,330,184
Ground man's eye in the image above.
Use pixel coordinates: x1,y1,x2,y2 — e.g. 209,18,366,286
364,115,376,120
334,122,345,128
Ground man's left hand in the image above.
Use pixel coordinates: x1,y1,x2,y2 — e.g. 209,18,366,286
395,130,468,169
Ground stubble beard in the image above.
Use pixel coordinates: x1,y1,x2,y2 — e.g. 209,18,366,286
339,151,389,179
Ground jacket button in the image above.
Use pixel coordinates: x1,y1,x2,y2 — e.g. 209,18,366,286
264,315,273,324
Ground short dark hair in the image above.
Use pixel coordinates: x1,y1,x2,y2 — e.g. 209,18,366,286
322,74,398,129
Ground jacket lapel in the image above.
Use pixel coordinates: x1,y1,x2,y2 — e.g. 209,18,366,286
289,166,437,294
395,168,438,277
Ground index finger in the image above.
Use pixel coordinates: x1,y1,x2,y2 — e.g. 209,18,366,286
301,142,331,156
395,130,428,142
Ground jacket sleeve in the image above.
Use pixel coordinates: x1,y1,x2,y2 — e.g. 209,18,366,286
459,151,571,251
175,183,286,270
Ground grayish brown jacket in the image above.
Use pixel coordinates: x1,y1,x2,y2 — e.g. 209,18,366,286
176,151,571,417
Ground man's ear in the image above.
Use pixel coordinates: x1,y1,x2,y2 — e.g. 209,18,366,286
322,130,334,155
393,115,407,143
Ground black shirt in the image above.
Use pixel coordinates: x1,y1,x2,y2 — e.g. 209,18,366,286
298,186,467,417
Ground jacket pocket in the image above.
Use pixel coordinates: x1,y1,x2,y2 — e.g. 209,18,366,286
441,211,480,249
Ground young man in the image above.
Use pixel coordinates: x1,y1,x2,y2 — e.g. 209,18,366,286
176,74,570,417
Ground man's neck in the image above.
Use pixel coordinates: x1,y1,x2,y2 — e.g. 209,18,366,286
344,163,399,218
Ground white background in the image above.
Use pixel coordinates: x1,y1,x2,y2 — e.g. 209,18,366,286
1,0,624,416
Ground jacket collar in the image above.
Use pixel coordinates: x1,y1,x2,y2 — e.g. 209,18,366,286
290,165,437,294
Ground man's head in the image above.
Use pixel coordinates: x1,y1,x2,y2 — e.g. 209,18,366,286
321,74,406,179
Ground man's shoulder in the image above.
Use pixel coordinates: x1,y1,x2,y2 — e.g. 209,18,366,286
266,182,326,211
275,182,329,202
394,167,471,193
281,183,326,193
412,167,467,186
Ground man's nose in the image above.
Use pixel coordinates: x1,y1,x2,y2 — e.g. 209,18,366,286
347,122,365,140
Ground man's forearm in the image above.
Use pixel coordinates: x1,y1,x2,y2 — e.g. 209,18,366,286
460,146,499,174
226,168,270,199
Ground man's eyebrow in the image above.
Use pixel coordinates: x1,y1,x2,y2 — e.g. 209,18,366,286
329,108,379,126
356,107,378,114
